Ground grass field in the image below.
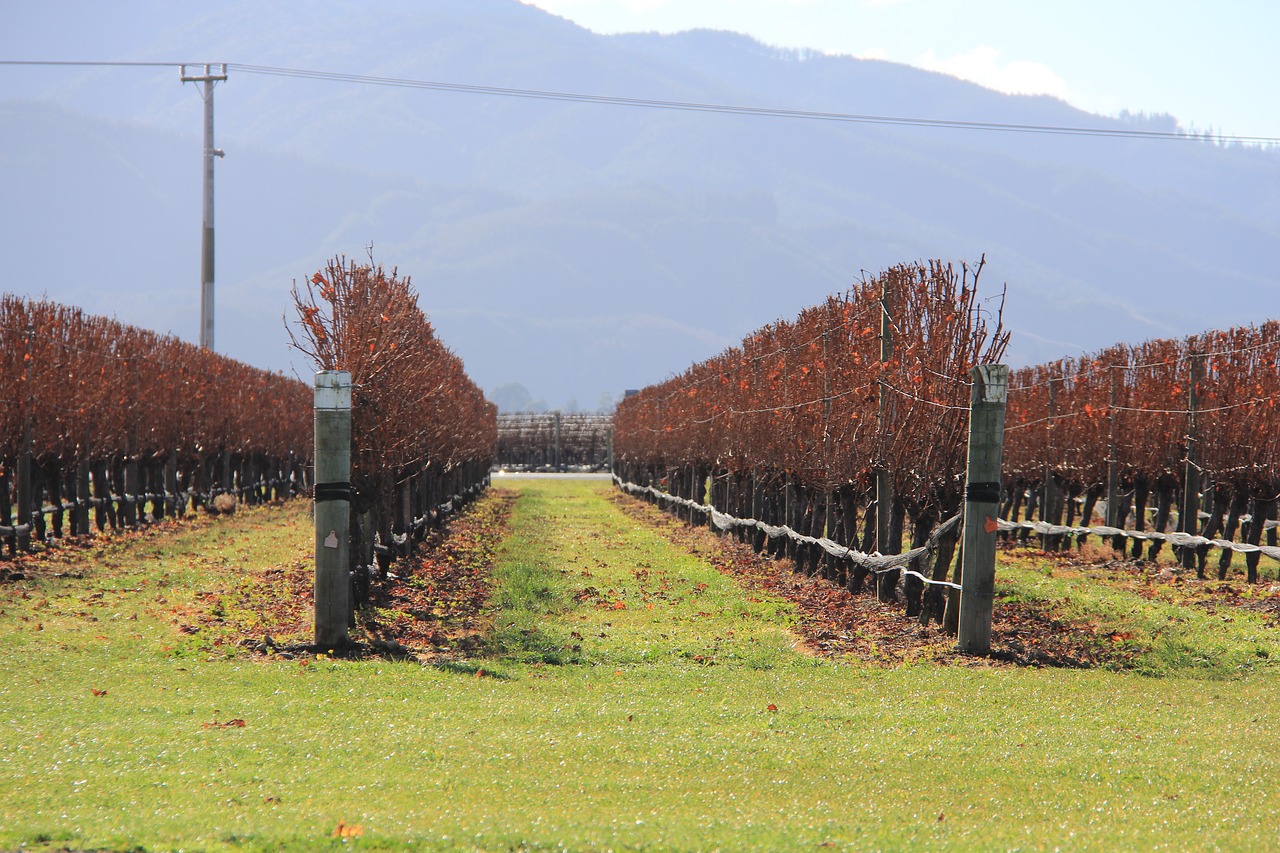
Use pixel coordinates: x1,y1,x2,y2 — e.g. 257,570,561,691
3,478,1280,851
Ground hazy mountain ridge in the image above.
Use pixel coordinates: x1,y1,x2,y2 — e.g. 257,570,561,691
2,0,1277,406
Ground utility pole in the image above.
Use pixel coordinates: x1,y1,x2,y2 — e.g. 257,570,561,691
180,64,227,350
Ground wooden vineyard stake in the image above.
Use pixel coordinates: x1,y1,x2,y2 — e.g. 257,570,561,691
1180,353,1204,572
314,371,352,649
875,275,897,600
958,364,1009,656
1105,366,1120,530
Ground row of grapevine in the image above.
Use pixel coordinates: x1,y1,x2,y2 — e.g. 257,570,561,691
1003,322,1280,580
613,259,1008,627
289,256,496,597
0,295,311,553
496,412,613,471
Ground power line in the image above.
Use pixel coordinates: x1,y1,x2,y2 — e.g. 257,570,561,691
227,63,1279,144
3,59,1278,145
0,60,184,68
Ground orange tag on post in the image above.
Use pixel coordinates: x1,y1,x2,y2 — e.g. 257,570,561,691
984,516,999,534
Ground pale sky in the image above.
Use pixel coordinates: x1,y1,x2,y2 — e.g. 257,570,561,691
524,0,1280,142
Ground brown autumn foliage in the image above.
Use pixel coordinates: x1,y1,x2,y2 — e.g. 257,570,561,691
0,294,310,539
1003,322,1280,570
613,259,1009,522
287,255,495,543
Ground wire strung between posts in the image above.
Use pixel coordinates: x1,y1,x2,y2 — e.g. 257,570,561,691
996,518,1280,562
879,380,971,412
613,475,964,590
614,476,1280,578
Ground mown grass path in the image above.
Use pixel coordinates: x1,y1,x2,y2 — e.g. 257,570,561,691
4,479,1280,850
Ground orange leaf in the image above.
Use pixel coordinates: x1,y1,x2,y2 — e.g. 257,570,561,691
91,688,107,697
332,821,364,838
767,703,778,712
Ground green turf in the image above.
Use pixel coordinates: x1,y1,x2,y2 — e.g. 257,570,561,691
3,480,1280,851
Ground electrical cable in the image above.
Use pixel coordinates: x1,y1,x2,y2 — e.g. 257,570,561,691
3,59,1277,145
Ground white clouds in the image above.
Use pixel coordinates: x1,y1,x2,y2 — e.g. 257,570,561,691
916,45,1072,100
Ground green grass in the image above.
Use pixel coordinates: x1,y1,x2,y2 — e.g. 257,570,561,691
3,481,1280,850
998,547,1280,677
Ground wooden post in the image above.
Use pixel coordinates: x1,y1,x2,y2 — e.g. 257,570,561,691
958,364,1009,656
16,323,33,551
1105,366,1120,528
785,473,798,557
553,410,563,472
875,275,896,598
123,440,139,528
165,451,180,518
1041,377,1058,550
314,371,352,649
1180,353,1203,571
16,423,32,552
76,453,91,535
705,469,716,530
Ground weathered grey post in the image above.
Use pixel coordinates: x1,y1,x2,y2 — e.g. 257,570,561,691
165,451,179,517
875,276,896,599
16,421,31,552
1180,353,1204,570
16,324,33,551
1105,366,1120,527
76,451,91,535
553,411,563,472
314,371,352,648
958,364,1009,656
1040,377,1058,550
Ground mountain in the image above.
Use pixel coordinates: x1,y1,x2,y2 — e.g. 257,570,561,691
3,0,1278,407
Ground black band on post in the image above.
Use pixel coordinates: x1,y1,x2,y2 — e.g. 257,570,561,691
314,481,352,503
965,481,1001,503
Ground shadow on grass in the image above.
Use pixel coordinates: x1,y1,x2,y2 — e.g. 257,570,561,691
432,660,514,680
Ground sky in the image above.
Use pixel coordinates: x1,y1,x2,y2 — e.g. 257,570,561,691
524,0,1280,143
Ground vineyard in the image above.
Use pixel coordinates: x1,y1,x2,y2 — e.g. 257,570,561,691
496,412,612,471
7,253,1280,632
613,259,1280,634
0,294,311,554
1003,325,1280,579
614,259,1008,629
1,257,495,624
